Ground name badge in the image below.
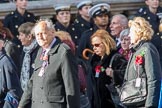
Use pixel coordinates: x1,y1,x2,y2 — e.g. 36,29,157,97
135,77,141,87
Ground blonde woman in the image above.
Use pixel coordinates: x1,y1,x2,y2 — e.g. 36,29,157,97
122,17,161,107
90,29,127,108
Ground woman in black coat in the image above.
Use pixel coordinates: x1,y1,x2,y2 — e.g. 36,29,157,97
89,30,127,108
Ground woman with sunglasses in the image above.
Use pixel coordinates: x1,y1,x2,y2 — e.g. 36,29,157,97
89,29,127,108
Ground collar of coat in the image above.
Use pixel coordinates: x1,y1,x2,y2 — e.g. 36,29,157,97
34,38,61,69
130,40,147,53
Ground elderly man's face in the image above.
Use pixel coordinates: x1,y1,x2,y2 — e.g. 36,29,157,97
34,21,54,48
93,14,109,28
110,16,124,38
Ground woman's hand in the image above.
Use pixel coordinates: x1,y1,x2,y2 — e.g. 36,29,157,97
105,67,114,77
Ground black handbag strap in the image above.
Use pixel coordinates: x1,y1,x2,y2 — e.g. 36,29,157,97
109,53,122,68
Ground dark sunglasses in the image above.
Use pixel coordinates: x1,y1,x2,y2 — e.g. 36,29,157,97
92,43,102,47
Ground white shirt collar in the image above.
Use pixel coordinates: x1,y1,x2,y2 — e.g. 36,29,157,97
44,38,56,55
116,37,121,46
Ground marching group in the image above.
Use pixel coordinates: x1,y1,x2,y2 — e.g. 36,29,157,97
0,0,162,108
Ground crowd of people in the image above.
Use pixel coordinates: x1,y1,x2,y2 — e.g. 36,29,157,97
0,0,162,108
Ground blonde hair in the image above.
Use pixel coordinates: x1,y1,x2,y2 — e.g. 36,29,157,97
129,17,153,41
91,30,116,55
54,31,76,54
55,31,72,41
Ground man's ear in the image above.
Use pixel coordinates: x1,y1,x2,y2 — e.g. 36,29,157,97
78,10,82,15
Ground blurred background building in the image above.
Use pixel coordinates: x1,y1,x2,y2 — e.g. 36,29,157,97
0,0,161,21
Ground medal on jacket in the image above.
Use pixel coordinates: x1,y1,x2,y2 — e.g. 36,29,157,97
40,50,48,61
38,49,49,77
38,61,48,77
38,67,45,77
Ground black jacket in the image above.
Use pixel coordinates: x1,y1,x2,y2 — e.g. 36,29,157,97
136,6,162,34
3,9,36,46
73,15,93,46
90,51,116,108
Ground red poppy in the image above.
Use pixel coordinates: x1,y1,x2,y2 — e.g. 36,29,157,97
95,65,102,73
95,65,105,73
135,55,143,65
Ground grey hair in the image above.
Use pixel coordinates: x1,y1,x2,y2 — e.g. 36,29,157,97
113,14,128,29
119,28,129,40
35,18,54,30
